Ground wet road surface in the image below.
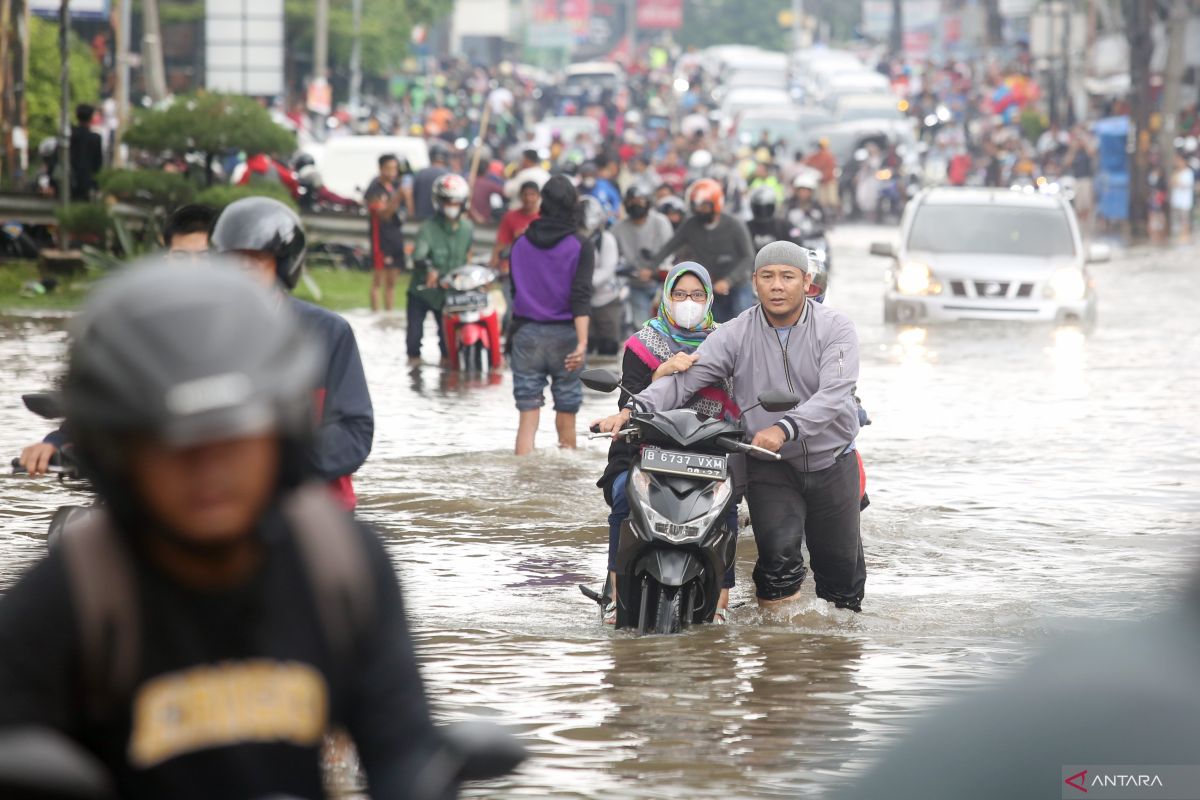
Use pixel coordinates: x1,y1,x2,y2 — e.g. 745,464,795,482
1,224,1197,797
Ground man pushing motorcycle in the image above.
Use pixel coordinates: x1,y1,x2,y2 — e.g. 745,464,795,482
594,241,866,612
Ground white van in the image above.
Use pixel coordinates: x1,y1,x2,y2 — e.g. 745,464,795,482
304,136,431,202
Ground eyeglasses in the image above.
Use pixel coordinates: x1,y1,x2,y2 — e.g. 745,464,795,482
670,289,708,302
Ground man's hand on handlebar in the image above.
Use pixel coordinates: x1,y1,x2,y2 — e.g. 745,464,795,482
590,408,632,438
750,425,787,454
18,443,58,477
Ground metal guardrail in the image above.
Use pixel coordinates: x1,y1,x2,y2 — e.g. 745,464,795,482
0,192,498,249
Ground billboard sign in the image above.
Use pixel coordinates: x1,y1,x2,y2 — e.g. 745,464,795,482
205,0,285,97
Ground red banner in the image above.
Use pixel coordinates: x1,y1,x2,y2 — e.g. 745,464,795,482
637,0,682,29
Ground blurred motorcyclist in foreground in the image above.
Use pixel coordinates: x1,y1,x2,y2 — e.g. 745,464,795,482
0,262,438,799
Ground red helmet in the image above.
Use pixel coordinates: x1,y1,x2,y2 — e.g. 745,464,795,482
687,178,724,217
433,173,469,208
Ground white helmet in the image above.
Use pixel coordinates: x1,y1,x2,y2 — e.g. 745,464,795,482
793,172,819,191
688,149,714,171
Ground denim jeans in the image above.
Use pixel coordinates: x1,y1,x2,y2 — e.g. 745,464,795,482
510,322,583,412
608,470,737,589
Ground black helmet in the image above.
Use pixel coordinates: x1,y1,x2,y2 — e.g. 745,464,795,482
293,152,316,171
657,195,686,216
210,196,307,290
63,260,323,519
749,186,778,221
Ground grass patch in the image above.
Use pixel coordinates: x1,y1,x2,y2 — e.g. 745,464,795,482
0,262,396,313
0,261,94,312
293,267,410,311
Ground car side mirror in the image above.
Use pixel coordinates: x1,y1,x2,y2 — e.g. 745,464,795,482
758,389,801,413
1086,242,1111,263
869,241,896,258
581,368,621,394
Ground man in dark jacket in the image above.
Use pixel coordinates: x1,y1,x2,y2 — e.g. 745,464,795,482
68,104,105,201
212,198,373,510
649,178,755,323
509,175,594,455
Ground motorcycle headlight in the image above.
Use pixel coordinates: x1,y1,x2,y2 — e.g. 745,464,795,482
1045,267,1087,302
628,467,732,545
895,261,942,296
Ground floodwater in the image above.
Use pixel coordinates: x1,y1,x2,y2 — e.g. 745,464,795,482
1,225,1198,798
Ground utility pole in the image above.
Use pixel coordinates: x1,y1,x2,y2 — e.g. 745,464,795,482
314,0,329,92
59,0,71,241
626,0,636,70
349,0,363,109
1,0,11,184
113,0,130,166
1124,0,1152,240
889,0,904,60
792,0,804,51
141,0,168,101
1159,0,1188,238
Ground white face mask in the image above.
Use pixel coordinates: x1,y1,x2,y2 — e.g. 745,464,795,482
442,204,462,219
672,299,706,330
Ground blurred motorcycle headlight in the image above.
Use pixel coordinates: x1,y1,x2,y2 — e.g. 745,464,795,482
1046,267,1087,302
895,261,942,296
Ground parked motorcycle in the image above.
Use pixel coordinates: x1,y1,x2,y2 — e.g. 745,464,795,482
580,369,799,634
442,265,503,372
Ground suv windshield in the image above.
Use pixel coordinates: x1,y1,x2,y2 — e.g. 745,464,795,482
907,204,1076,257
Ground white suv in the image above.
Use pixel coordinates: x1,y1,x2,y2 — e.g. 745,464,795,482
873,187,1107,325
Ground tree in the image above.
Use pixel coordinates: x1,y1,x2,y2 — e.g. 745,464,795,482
285,0,453,81
679,0,791,51
122,94,296,184
1124,0,1153,240
26,17,101,146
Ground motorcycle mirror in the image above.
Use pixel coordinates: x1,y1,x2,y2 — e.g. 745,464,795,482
0,726,116,799
757,389,801,413
580,368,622,394
442,721,528,782
22,392,64,420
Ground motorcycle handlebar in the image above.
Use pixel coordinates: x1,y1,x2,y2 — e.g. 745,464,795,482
714,436,783,461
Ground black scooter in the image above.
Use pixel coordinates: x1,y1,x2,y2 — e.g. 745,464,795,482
0,721,525,800
580,369,799,634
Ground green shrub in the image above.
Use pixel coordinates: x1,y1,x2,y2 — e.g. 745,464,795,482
194,183,299,211
98,169,197,208
55,203,110,241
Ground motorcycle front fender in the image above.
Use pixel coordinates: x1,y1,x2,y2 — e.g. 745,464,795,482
634,548,706,589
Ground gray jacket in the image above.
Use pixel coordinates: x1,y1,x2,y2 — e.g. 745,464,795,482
628,301,860,472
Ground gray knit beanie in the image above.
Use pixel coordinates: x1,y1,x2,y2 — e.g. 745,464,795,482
753,240,810,273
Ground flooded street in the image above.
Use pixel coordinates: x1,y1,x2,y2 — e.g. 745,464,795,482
1,225,1198,797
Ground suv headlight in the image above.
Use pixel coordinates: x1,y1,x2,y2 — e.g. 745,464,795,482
1045,267,1087,302
895,261,942,296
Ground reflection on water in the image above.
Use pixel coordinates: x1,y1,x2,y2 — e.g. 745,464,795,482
0,229,1198,797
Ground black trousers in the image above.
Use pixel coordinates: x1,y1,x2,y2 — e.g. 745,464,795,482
406,292,447,359
745,451,866,609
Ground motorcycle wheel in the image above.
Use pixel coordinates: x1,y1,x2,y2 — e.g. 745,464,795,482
461,341,484,373
635,578,691,635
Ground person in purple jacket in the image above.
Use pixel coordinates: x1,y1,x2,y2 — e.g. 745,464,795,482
508,176,595,455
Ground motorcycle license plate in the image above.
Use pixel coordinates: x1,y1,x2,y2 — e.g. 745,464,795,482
444,290,488,313
641,447,727,480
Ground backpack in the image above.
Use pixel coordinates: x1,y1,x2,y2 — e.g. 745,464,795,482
60,483,375,720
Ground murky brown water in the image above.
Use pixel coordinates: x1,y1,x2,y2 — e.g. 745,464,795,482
2,226,1198,797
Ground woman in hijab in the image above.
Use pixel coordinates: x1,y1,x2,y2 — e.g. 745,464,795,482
596,261,741,623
